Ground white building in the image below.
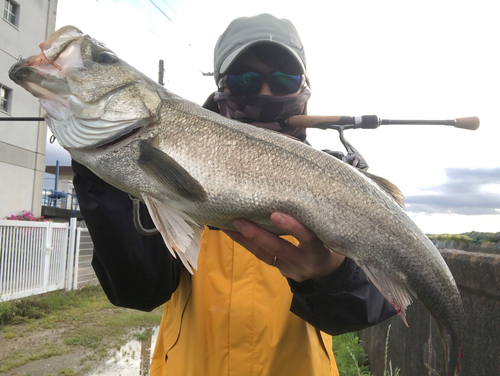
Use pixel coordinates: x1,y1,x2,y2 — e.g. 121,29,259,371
0,0,58,218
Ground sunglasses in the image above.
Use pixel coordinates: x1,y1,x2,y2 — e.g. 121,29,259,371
219,71,305,95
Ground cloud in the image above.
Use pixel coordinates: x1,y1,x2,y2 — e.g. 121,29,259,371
405,167,500,215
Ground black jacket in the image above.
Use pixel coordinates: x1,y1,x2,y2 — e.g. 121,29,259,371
72,94,396,336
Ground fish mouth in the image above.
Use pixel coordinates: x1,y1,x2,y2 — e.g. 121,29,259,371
9,26,84,103
9,61,70,97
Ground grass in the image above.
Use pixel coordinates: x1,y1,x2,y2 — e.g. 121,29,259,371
1,286,408,375
0,285,163,374
0,344,66,373
134,328,154,341
332,325,406,376
383,325,401,376
57,368,75,376
0,285,105,326
64,333,103,349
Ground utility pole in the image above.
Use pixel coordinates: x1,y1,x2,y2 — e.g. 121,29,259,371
158,59,165,86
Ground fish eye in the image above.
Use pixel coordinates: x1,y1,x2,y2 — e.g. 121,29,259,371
94,51,118,64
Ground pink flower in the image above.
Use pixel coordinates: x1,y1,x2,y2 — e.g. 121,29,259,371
6,210,51,222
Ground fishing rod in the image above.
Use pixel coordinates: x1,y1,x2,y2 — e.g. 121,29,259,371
3,115,481,130
286,115,480,171
0,117,45,121
2,115,481,171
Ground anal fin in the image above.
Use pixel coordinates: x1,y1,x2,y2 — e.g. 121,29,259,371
360,264,415,326
143,194,203,274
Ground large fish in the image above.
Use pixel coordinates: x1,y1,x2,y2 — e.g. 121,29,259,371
9,26,463,375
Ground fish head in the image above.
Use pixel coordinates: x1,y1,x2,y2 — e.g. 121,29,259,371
9,26,162,150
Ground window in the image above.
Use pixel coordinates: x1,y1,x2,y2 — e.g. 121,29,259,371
3,0,19,27
1,84,12,113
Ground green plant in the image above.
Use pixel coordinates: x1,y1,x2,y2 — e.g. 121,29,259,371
427,234,473,243
4,330,15,339
332,332,372,376
0,304,15,325
383,325,401,376
0,345,64,372
0,285,104,326
133,328,153,341
424,363,441,376
57,367,75,376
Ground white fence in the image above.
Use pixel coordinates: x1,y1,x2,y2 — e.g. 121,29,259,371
74,228,98,289
0,220,97,302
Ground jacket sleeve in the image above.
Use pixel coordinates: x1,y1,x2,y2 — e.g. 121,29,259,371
288,258,397,335
72,160,182,311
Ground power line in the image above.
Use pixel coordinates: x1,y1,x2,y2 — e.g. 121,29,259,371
160,0,177,15
149,0,171,21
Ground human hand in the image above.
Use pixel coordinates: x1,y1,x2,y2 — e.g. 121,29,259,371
222,212,346,283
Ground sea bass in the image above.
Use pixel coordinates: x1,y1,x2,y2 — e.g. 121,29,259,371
9,26,463,375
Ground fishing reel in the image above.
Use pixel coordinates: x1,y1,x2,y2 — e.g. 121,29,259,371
317,119,372,171
286,115,480,172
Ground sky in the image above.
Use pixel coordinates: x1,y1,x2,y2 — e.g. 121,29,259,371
42,0,500,234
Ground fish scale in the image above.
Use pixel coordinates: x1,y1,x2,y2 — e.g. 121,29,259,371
9,25,463,376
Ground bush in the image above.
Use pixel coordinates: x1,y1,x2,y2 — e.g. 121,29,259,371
333,332,372,376
5,210,49,222
427,234,473,243
462,231,500,243
0,298,50,325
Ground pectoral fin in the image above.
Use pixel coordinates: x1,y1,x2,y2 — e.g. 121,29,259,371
143,193,203,274
138,141,207,201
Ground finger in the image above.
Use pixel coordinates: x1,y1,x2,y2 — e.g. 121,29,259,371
232,219,300,261
270,213,347,280
270,213,321,247
223,228,297,277
222,228,275,265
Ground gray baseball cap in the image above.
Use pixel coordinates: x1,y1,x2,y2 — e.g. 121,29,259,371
213,13,306,83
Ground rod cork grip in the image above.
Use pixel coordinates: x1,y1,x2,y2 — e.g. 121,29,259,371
287,115,345,128
455,117,480,130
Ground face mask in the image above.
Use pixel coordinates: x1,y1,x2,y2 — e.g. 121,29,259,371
214,88,311,142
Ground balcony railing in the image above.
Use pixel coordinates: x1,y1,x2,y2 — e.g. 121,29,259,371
42,189,79,216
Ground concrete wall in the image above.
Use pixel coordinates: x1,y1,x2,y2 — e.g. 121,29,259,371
358,249,500,376
0,0,58,218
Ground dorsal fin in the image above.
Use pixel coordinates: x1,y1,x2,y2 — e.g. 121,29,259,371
360,170,405,208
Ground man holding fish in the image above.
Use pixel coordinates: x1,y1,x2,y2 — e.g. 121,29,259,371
71,14,396,375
